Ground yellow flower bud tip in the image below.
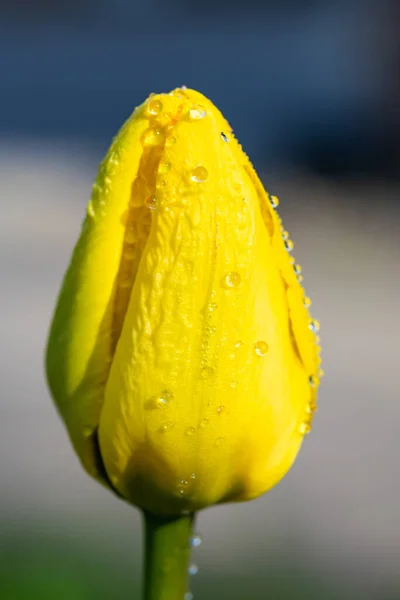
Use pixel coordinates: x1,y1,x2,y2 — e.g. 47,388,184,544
46,88,321,516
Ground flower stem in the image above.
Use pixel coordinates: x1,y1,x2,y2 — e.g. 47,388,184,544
142,511,195,600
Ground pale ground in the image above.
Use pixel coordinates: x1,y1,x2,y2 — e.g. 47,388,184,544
1,139,399,591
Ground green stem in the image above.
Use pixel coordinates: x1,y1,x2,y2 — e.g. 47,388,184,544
142,511,195,600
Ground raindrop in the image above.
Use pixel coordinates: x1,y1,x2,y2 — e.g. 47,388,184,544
299,422,312,435
281,230,289,240
145,194,159,210
309,375,320,387
201,366,214,378
189,104,206,120
221,132,229,142
146,390,174,410
180,479,189,487
215,437,224,447
284,239,294,252
190,473,196,480
186,426,196,436
190,534,202,548
188,564,198,576
87,201,95,218
223,271,241,288
147,99,163,116
199,418,209,428
294,264,302,275
191,166,208,183
142,126,165,147
217,406,225,415
306,402,317,414
158,161,171,174
309,319,320,333
159,421,174,433
208,301,218,313
165,135,177,147
269,195,279,208
234,340,244,349
254,341,269,357
303,296,312,308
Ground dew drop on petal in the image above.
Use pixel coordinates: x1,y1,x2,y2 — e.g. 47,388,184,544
223,271,241,288
201,366,214,379
294,264,302,275
199,418,209,428
147,99,163,116
309,375,320,387
188,564,198,576
234,340,244,349
309,319,320,333
159,421,174,433
254,341,269,356
189,104,206,120
215,437,224,447
221,132,229,142
190,473,196,480
145,194,159,210
304,296,312,308
269,194,279,208
217,405,225,415
306,402,318,414
186,426,196,436
208,301,218,312
158,161,171,174
299,422,312,435
281,229,289,240
284,239,294,252
191,166,208,182
142,126,165,147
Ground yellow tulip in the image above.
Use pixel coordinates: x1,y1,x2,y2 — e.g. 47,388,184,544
46,88,321,516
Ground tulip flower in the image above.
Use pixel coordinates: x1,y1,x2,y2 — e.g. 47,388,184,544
46,88,321,600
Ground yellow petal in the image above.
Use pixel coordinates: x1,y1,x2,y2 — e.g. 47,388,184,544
46,88,321,514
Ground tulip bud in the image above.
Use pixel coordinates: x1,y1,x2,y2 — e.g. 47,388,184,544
46,88,321,516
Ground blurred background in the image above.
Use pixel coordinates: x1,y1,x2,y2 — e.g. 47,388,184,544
1,1,399,598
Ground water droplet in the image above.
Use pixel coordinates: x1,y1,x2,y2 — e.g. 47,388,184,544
234,340,244,349
230,380,239,388
146,390,174,410
145,194,159,210
186,426,196,436
221,132,229,142
217,406,225,415
191,165,208,182
304,296,312,308
83,426,93,437
269,195,279,208
208,301,218,312
189,104,206,120
223,271,241,288
309,319,320,333
199,418,209,428
190,534,202,548
254,341,269,356
180,479,189,488
215,437,224,447
306,402,317,414
282,230,289,240
309,375,320,387
147,99,163,116
188,564,198,576
142,126,165,147
165,135,176,147
159,421,174,433
297,274,304,282
201,366,214,378
158,161,171,174
294,264,302,275
190,473,196,480
284,239,294,252
87,201,95,218
184,593,194,600
299,422,312,435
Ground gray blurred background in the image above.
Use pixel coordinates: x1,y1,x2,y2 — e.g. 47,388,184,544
1,1,400,599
